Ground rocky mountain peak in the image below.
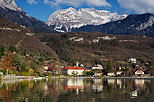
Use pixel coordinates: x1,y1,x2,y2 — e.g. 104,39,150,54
0,0,22,11
46,7,127,32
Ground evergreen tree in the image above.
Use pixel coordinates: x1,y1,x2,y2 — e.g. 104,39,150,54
8,46,17,52
0,46,5,58
107,60,112,72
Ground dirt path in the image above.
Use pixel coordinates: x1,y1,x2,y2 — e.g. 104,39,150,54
15,35,28,49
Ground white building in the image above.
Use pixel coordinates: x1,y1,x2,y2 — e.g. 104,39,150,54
116,71,124,75
61,66,89,75
135,69,144,75
107,72,115,76
129,58,137,63
44,64,51,71
92,64,103,70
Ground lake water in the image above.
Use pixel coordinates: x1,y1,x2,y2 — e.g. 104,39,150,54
0,78,154,102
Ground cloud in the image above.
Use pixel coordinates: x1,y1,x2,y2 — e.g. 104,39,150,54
27,0,38,4
44,0,111,8
87,0,111,7
118,0,154,13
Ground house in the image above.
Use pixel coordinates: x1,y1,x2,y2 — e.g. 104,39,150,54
135,69,144,75
129,58,137,63
61,66,89,76
92,64,103,70
116,71,124,75
107,72,115,76
44,64,51,71
44,64,63,75
49,65,63,75
94,71,103,77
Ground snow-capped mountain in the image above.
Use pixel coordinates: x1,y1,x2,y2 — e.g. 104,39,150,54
0,0,22,11
46,7,127,32
72,13,154,37
0,0,55,32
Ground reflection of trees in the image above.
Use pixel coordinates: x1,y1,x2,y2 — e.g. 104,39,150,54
0,82,21,102
0,79,153,102
0,89,11,102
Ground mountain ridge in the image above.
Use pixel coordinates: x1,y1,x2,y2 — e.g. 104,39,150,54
46,7,127,32
72,13,154,37
0,0,55,33
0,0,22,11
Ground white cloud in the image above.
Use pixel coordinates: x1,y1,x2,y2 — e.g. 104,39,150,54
118,0,154,13
27,0,38,4
44,0,111,8
87,0,111,7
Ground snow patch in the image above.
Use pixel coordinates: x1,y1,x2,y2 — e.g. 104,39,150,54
0,0,22,12
136,16,154,30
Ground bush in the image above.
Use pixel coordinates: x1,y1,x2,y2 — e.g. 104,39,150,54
21,72,29,76
0,74,2,80
39,74,47,77
0,69,7,75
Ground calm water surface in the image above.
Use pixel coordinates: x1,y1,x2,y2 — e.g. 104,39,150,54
0,78,154,102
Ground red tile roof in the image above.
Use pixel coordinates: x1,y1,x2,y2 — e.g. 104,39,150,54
62,66,88,70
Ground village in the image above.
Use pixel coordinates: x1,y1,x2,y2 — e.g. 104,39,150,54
43,58,153,78
0,47,154,79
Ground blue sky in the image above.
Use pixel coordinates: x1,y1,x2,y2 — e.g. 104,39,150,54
15,0,154,22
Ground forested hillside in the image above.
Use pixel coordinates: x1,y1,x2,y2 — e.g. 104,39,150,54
37,32,154,65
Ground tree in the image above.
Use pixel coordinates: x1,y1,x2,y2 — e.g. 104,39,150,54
8,46,17,52
13,53,30,74
107,60,112,72
132,63,136,69
13,54,24,72
39,56,44,62
0,46,5,58
28,69,34,76
21,50,27,56
0,51,15,74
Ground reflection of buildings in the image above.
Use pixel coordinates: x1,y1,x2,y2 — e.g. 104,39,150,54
108,79,115,85
64,79,84,90
135,79,145,87
116,79,122,88
130,89,138,98
64,79,85,95
92,79,103,92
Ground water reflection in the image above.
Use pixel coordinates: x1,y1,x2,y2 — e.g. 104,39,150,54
0,78,154,102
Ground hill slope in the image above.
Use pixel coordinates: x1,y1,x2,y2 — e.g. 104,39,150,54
0,19,58,58
37,32,154,65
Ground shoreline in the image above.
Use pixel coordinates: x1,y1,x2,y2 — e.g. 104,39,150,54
2,75,154,80
1,75,47,80
50,76,154,79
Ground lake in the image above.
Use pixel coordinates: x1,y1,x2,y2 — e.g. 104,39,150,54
0,78,154,102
